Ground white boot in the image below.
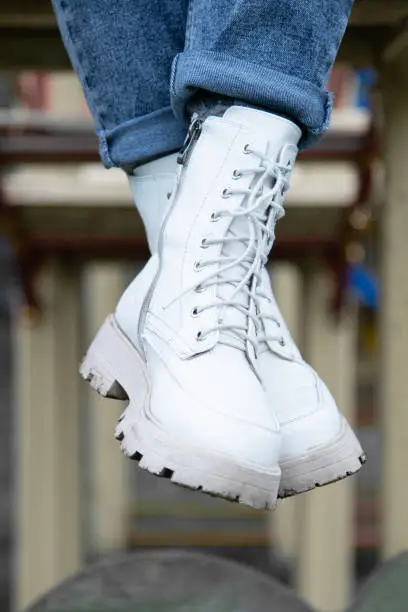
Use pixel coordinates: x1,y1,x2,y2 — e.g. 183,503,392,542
81,107,289,509
81,106,365,503
132,110,365,496
256,270,365,496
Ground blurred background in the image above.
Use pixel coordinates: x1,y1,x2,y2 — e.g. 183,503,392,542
1,1,408,611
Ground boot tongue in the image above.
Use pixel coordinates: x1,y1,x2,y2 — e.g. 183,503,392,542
217,215,253,350
218,199,276,350
216,178,270,351
215,109,301,351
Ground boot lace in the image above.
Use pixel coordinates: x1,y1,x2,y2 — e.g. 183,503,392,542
167,144,292,353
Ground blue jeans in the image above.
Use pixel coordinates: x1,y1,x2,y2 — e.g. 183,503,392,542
52,0,354,168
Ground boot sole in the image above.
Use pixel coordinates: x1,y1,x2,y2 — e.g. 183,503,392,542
278,418,366,498
80,315,281,511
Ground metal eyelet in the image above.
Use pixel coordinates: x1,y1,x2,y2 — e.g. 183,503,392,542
193,261,202,272
210,211,221,222
232,169,242,180
222,188,231,199
243,144,252,154
191,306,201,317
279,337,286,347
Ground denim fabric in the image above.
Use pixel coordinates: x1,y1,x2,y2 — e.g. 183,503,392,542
52,0,354,168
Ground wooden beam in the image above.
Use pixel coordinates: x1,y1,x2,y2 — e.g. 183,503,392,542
0,0,51,18
1,0,407,27
0,29,70,70
0,14,55,27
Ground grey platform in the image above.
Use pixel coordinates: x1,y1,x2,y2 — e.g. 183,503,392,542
26,550,312,612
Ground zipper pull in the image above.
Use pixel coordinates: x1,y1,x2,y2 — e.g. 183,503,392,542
177,118,202,166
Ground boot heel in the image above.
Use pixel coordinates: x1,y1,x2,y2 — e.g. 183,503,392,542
80,359,127,399
79,317,127,399
80,315,148,401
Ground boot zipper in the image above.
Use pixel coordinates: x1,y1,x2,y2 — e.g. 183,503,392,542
138,118,202,355
177,118,202,166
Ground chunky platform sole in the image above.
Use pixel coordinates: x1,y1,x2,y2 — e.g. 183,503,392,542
278,418,366,498
80,315,281,510
278,417,366,498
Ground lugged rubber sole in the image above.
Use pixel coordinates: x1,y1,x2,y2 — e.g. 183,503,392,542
80,315,281,511
278,417,366,498
81,315,365,502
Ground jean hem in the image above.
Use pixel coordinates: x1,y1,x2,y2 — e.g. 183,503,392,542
171,49,332,149
97,106,187,168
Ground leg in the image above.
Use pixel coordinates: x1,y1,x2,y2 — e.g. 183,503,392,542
51,0,189,167
131,0,357,252
171,0,354,147
78,1,364,509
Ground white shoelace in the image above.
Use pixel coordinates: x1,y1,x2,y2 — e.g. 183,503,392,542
167,144,292,353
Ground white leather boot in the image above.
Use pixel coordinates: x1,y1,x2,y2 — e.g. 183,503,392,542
256,271,365,497
81,107,288,509
131,110,366,496
206,107,364,496
81,106,365,503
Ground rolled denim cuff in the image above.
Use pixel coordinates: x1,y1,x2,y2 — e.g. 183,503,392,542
171,49,332,150
98,106,187,168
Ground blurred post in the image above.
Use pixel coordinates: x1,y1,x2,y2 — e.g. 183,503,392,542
296,267,358,612
269,263,302,562
380,55,408,558
83,263,130,554
14,260,82,610
46,72,88,117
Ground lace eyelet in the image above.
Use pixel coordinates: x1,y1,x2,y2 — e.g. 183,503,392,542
232,169,242,180
166,191,172,200
191,306,201,318
195,284,205,293
196,330,204,341
257,186,264,196
222,188,231,199
243,144,252,154
200,237,209,249
193,261,202,272
279,337,286,347
210,211,221,222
